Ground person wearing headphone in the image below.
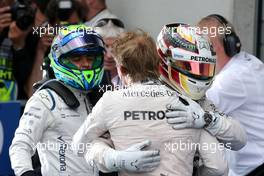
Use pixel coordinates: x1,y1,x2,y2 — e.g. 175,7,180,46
198,14,264,176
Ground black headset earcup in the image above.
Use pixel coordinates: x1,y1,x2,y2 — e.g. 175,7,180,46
224,33,241,57
207,14,241,57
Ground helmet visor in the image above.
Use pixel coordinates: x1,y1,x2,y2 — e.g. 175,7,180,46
59,54,103,70
171,60,215,80
59,32,105,56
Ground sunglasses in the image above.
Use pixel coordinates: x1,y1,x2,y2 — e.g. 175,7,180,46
94,18,125,28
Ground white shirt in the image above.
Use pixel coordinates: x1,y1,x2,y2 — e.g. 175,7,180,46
111,75,122,88
206,51,264,176
85,9,118,27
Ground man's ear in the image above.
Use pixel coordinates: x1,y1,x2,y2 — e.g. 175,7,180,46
119,65,128,76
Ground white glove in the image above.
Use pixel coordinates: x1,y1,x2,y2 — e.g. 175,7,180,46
166,95,207,129
103,140,160,172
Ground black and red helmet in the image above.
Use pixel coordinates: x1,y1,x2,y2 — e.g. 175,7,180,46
157,23,216,100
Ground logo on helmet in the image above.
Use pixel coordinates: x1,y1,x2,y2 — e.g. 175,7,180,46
190,56,216,64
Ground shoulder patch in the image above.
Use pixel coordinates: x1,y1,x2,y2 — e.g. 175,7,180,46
34,89,56,111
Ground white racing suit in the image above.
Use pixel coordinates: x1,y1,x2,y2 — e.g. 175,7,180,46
9,85,99,176
85,96,247,176
197,97,247,151
73,81,228,176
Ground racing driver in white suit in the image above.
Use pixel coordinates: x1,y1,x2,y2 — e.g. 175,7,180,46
9,25,109,176
156,24,247,150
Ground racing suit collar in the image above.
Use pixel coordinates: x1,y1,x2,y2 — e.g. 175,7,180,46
134,78,161,86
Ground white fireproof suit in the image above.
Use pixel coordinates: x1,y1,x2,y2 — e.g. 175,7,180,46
73,81,232,176
9,85,98,176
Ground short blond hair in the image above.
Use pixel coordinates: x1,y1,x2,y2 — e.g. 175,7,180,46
112,30,160,83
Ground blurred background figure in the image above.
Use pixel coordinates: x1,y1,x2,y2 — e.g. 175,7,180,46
0,0,37,101
45,0,85,25
81,0,118,27
94,18,125,88
198,14,264,176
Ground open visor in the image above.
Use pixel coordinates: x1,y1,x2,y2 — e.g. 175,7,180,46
59,54,103,70
171,60,215,80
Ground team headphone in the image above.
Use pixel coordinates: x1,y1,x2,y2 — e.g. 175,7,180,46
207,14,241,57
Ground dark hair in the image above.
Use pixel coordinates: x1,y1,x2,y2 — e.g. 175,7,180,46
45,0,85,25
33,0,51,14
98,0,106,5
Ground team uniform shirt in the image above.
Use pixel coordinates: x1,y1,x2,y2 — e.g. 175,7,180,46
73,81,228,176
9,84,98,176
84,84,246,175
197,96,246,151
85,96,246,176
206,51,264,176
